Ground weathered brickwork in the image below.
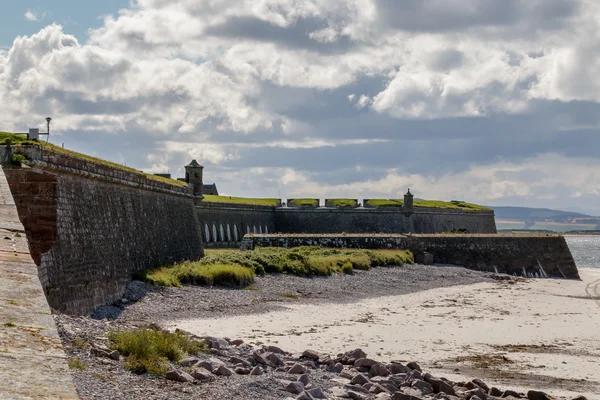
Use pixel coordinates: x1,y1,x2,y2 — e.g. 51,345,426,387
4,150,204,314
242,233,579,279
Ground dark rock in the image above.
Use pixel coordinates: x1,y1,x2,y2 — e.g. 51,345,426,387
229,356,251,367
405,370,423,382
214,365,234,376
371,363,391,377
108,350,120,361
231,339,244,346
348,391,369,400
390,363,410,374
235,367,250,375
303,349,321,361
266,352,284,366
503,390,524,398
393,391,425,400
165,369,194,383
299,374,311,386
287,381,305,395
303,360,318,369
369,383,389,394
527,391,552,400
346,349,367,359
490,388,502,397
266,345,286,354
180,357,200,368
250,366,263,376
473,379,489,392
328,363,344,373
190,367,214,381
411,379,434,395
289,363,308,374
466,387,487,400
406,362,422,372
424,373,456,396
296,391,316,400
351,374,370,385
355,358,378,368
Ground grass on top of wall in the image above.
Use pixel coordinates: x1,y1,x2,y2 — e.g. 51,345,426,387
108,329,207,375
201,195,281,207
365,199,403,207
141,247,414,288
0,132,188,187
327,198,357,207
288,198,319,207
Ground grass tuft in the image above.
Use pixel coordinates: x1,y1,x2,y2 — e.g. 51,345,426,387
108,329,206,375
202,195,280,207
4,322,16,327
68,358,87,370
282,291,299,300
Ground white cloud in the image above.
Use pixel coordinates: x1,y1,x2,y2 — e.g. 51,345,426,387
25,10,39,22
2,0,600,213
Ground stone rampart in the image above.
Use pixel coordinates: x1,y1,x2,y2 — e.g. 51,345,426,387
274,207,497,234
3,146,204,314
241,233,579,279
196,202,275,248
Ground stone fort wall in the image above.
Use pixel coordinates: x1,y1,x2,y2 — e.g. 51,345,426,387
198,205,497,248
241,233,579,279
3,147,204,314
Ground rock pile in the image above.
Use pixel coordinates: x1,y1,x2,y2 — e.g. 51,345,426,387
112,329,585,400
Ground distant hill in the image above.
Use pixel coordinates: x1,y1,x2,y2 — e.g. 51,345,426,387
490,206,592,221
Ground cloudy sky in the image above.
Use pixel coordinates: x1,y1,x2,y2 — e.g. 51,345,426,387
2,1,600,214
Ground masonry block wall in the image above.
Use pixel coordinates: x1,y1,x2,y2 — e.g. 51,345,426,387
274,208,497,234
195,202,275,248
4,149,203,314
242,234,579,279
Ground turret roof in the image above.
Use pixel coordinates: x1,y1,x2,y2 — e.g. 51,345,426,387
186,159,203,168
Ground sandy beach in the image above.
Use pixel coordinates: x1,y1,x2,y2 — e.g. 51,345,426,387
173,268,600,399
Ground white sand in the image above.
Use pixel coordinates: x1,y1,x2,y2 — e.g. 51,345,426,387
173,269,600,399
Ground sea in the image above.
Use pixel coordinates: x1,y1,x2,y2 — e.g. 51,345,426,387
564,235,600,269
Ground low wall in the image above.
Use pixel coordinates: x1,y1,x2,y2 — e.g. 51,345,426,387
3,147,204,314
241,233,579,279
274,207,497,234
196,202,275,248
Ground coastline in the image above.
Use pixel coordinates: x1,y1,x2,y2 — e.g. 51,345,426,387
172,268,599,399
54,265,598,399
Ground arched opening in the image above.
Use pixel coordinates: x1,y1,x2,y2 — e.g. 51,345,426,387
219,224,225,242
226,224,232,242
264,225,269,234
259,225,263,234
233,225,239,241
253,225,257,234
212,224,218,242
204,224,210,242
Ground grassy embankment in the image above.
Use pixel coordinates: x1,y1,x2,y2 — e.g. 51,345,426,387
0,132,187,187
140,247,414,287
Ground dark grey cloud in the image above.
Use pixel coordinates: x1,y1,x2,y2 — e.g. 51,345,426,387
374,0,580,33
205,16,356,54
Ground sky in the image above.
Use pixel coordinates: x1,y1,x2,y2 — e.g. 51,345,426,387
1,1,600,215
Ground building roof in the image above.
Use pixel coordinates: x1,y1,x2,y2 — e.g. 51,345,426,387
186,159,203,168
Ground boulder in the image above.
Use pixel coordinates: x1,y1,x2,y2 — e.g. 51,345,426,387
287,381,306,395
235,367,250,375
299,374,311,386
266,345,286,355
348,392,369,400
369,383,389,394
390,363,410,374
411,380,434,395
180,357,200,368
266,352,284,366
423,374,456,396
406,362,422,372
465,388,487,400
165,369,194,383
191,367,214,381
355,358,378,368
303,349,321,361
108,350,120,361
405,370,423,382
503,390,523,398
472,379,489,392
230,356,251,367
371,363,391,377
297,392,317,400
328,363,344,373
231,339,244,346
214,365,234,376
489,388,502,396
393,392,425,400
527,391,552,400
289,363,309,374
250,366,263,376
351,374,370,385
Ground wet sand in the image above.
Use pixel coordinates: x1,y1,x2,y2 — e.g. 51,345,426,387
173,268,600,399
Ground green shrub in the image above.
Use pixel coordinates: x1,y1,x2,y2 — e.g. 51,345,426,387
341,261,354,274
108,329,206,375
365,199,403,207
327,199,357,207
10,154,25,166
68,358,87,370
288,198,319,207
